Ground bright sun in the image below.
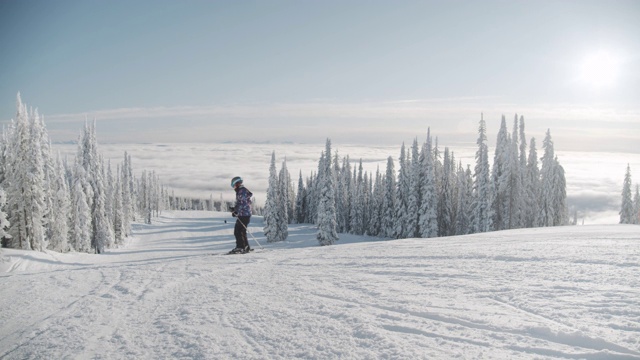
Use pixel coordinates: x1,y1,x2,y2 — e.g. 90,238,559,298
578,50,620,89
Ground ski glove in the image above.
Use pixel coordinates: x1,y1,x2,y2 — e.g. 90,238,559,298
232,211,238,217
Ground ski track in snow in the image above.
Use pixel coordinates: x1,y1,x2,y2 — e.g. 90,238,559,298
1,212,639,359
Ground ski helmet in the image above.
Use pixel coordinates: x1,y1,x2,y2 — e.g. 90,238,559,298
231,176,243,187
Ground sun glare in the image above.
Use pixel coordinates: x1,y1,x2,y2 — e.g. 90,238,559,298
578,50,620,89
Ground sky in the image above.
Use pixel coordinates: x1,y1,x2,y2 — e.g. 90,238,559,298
1,0,639,151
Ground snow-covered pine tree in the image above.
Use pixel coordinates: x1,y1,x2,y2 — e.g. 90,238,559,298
278,158,290,239
455,163,473,235
278,158,292,224
337,155,352,233
491,115,511,231
264,151,287,242
382,156,397,238
539,129,567,227
633,185,640,224
552,156,568,226
517,115,528,228
104,160,116,248
6,96,47,251
304,172,317,224
368,167,383,237
472,115,493,233
406,138,421,238
140,170,152,225
121,152,134,234
620,164,634,224
508,115,523,229
294,171,306,224
524,137,541,228
78,121,113,253
113,164,125,245
34,111,56,250
350,159,365,235
316,139,338,245
0,188,10,242
438,148,455,236
419,130,438,238
394,143,409,238
70,163,92,253
47,152,71,252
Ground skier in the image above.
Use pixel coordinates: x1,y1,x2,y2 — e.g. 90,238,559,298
229,176,253,254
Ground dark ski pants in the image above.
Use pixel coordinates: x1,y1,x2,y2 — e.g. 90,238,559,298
234,216,251,249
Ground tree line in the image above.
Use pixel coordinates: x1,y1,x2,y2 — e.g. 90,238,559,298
0,94,168,253
264,114,570,245
620,164,640,224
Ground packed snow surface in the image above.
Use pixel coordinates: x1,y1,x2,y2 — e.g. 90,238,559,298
1,211,639,359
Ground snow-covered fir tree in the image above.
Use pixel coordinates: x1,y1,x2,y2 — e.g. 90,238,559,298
438,148,457,236
316,139,339,245
6,96,47,251
350,159,365,235
382,156,397,239
47,153,71,252
277,157,290,240
620,164,635,224
491,116,511,231
70,163,92,253
472,115,493,233
264,152,288,242
406,139,421,238
539,129,567,227
294,171,306,224
394,143,409,238
633,185,640,224
368,167,384,237
507,115,524,229
419,130,438,238
455,163,473,235
524,137,541,228
0,188,10,242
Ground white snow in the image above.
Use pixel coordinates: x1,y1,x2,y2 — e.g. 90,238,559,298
1,211,639,359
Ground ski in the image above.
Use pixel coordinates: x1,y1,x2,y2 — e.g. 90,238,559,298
225,248,255,255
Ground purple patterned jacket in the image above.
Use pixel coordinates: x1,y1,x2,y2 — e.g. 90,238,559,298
234,185,253,217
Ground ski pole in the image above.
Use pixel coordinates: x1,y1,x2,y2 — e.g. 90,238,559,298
237,218,264,250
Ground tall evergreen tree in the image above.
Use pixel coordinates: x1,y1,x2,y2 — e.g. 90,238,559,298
472,115,493,233
406,139,421,238
508,115,523,229
6,96,47,251
491,116,510,231
316,139,338,245
620,164,635,224
394,143,409,238
539,129,566,226
70,163,92,253
382,156,397,238
633,185,640,224
438,148,455,236
419,130,438,238
264,151,287,242
0,188,10,242
455,163,473,235
539,130,555,227
368,167,384,237
294,171,306,224
47,152,71,252
350,159,365,235
524,138,541,228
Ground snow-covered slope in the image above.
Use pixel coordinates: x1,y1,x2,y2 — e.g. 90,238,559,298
1,211,639,359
